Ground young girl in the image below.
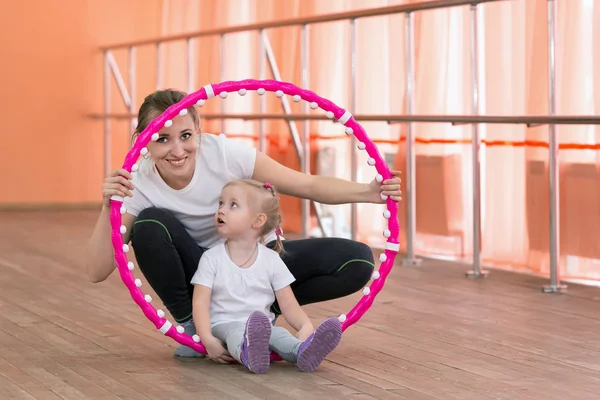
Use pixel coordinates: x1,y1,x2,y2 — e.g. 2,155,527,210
190,179,342,374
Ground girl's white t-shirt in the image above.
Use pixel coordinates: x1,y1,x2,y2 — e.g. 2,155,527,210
123,133,273,249
191,242,296,327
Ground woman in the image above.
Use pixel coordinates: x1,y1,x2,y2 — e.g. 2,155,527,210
86,89,402,359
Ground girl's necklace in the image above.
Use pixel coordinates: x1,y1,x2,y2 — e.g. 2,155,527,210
226,241,257,268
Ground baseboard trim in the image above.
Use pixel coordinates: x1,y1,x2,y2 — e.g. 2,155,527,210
0,202,103,211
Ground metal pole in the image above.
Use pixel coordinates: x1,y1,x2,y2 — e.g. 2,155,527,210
156,43,162,90
261,31,304,160
220,34,225,133
466,4,488,278
103,50,111,177
349,18,358,241
403,12,420,266
128,46,137,141
543,0,566,293
258,29,266,152
187,38,194,93
261,31,326,237
301,24,311,239
105,53,132,108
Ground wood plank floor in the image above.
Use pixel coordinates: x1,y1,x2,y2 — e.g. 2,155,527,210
1,210,599,399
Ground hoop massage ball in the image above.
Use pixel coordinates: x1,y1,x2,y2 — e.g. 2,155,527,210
109,79,400,360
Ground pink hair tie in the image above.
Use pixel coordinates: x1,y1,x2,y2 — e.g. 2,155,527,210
264,182,272,189
275,228,282,236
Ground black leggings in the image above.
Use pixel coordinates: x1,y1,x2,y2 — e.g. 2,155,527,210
130,207,375,323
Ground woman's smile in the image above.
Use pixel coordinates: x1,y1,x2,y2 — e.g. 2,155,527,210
167,156,188,167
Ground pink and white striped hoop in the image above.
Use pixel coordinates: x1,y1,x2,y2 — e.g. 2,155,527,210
109,79,400,360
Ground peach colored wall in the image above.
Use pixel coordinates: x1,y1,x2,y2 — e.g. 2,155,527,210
0,0,162,206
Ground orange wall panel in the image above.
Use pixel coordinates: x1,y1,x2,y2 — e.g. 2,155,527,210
0,0,162,206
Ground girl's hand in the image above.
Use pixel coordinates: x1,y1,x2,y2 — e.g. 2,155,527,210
102,168,134,207
369,169,402,203
204,336,235,364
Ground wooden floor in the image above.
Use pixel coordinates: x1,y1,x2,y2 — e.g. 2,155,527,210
1,210,600,400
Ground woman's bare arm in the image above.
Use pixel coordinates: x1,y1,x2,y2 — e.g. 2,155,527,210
85,206,135,283
252,151,402,204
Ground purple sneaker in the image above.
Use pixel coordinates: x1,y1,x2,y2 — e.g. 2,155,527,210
296,317,342,372
240,311,272,374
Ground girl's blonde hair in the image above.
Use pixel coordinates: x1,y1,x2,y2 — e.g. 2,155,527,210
225,179,285,255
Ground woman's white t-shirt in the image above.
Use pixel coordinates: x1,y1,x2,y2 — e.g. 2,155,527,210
123,133,264,249
190,242,296,327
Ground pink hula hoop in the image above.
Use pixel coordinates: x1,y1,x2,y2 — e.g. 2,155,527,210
109,79,400,360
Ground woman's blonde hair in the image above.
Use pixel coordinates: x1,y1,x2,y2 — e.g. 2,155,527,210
225,179,285,255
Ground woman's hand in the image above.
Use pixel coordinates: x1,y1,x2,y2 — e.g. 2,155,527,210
368,169,402,203
204,336,235,364
102,168,134,207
